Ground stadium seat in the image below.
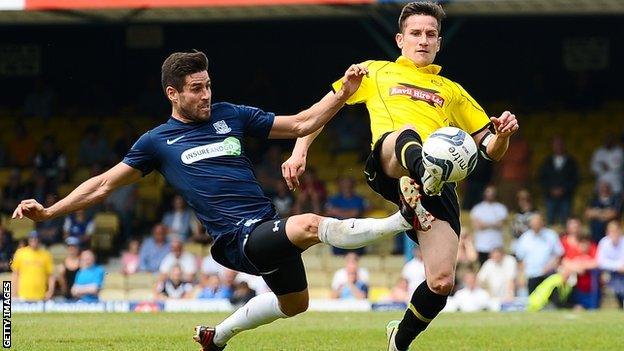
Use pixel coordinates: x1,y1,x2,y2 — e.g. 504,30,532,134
99,289,127,301
104,272,126,290
0,273,11,282
184,242,205,257
4,217,35,240
127,288,154,301
383,256,406,271
307,271,331,288
369,272,389,288
127,272,158,289
301,252,323,271
92,212,120,252
308,287,331,299
0,168,12,188
359,255,383,272
48,244,68,264
368,287,391,302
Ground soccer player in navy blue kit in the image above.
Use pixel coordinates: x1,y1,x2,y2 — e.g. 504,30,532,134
13,51,428,350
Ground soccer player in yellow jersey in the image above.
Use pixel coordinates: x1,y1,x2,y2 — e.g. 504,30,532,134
11,231,55,301
283,2,518,350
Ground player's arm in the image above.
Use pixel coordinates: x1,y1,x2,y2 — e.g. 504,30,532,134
12,162,142,222
268,64,367,139
472,111,519,162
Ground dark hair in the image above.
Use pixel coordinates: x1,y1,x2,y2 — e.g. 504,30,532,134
398,1,446,33
161,50,209,93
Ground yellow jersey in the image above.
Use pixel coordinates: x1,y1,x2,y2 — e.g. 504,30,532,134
11,246,53,301
332,56,491,148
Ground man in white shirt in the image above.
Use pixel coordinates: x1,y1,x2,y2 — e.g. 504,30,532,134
591,135,623,195
470,186,508,265
401,246,426,296
453,271,491,312
596,220,624,308
477,247,517,301
331,252,369,291
159,235,198,281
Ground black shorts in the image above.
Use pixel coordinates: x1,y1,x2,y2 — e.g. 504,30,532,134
364,132,461,236
211,217,307,296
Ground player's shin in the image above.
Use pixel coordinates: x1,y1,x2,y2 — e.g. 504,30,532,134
213,292,288,347
394,281,448,350
395,129,426,179
317,212,411,249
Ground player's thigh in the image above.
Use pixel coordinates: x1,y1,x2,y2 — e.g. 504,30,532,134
285,213,323,250
380,126,415,179
417,220,459,284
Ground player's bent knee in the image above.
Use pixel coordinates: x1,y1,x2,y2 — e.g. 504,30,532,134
288,213,323,241
278,294,309,316
428,273,455,296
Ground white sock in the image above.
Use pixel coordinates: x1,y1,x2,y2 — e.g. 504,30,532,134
317,211,411,249
213,292,288,347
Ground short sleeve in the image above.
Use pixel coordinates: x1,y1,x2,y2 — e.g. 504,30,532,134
331,60,374,105
10,250,21,272
448,82,491,136
237,105,275,138
122,132,158,176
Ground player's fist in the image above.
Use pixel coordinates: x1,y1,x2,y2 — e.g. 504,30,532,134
490,111,519,138
12,199,50,222
281,153,307,190
338,64,368,98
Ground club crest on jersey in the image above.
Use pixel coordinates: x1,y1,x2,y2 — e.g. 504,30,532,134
389,83,445,107
213,120,232,134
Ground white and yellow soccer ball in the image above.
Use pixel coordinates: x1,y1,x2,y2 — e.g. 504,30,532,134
422,127,478,182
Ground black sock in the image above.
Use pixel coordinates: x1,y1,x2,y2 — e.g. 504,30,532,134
394,129,425,181
394,281,448,350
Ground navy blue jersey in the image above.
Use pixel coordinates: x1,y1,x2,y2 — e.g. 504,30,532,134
123,102,278,240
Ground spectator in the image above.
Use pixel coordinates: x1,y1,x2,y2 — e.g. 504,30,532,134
121,239,141,275
477,247,517,302
331,252,370,292
0,226,14,273
401,246,425,296
515,214,564,293
57,237,81,299
510,189,537,243
585,181,621,243
560,217,586,254
326,177,367,255
561,233,598,309
11,231,54,301
539,136,578,225
36,193,64,245
34,135,68,184
196,273,233,299
452,271,491,312
200,254,225,277
470,186,508,265
63,209,95,248
461,158,493,210
272,180,294,217
456,230,479,282
0,169,27,214
162,195,198,241
139,223,170,273
331,266,368,300
7,123,36,168
292,168,326,214
155,265,193,300
497,131,531,207
159,235,198,281
71,250,105,302
78,125,111,167
590,134,623,196
230,281,257,307
596,220,624,309
388,278,410,303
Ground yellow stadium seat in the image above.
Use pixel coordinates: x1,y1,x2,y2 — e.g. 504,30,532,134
0,168,12,188
308,287,331,299
92,212,120,251
99,289,127,301
4,217,34,240
48,244,68,263
369,287,391,303
127,272,158,290
103,272,126,290
359,255,383,272
307,271,331,288
184,242,205,257
383,256,406,271
127,289,154,301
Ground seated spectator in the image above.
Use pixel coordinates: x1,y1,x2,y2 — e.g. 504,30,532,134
585,181,621,243
121,239,141,275
78,125,111,167
331,252,370,293
292,168,326,214
515,213,564,294
470,186,508,265
561,233,598,309
272,181,294,217
63,209,94,248
139,223,170,273
11,231,54,301
453,271,491,312
326,177,368,255
477,247,517,302
196,273,233,299
510,189,537,243
0,226,14,273
34,135,68,184
37,193,64,245
590,134,623,196
388,278,410,303
71,250,104,302
0,169,27,215
230,281,256,307
401,246,425,296
155,265,193,300
596,220,624,309
162,195,198,241
539,137,578,225
560,217,584,254
57,237,81,299
159,235,198,281
331,265,368,300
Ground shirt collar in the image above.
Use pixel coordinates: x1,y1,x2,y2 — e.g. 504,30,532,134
395,56,442,75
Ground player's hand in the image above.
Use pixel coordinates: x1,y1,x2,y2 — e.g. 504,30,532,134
281,153,307,190
490,111,519,138
338,64,368,98
12,199,50,222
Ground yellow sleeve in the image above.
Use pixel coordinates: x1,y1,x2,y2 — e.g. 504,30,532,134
10,249,21,272
447,82,491,135
331,60,375,105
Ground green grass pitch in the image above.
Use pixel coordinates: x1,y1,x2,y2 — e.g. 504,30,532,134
12,311,624,350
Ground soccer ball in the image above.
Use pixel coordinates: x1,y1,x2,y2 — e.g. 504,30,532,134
422,127,478,182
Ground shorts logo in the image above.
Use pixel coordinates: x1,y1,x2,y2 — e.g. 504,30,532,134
213,120,232,134
272,220,280,232
181,137,241,164
389,83,445,107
